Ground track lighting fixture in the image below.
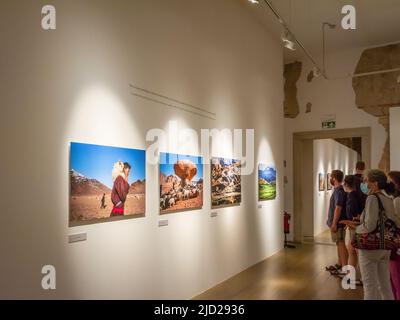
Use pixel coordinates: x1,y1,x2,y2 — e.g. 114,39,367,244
313,67,322,78
282,30,297,51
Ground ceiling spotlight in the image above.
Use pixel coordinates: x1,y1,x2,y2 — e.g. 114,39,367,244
282,31,297,51
248,0,260,4
313,67,322,78
283,40,296,51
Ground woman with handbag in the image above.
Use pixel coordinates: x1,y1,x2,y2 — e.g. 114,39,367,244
349,170,397,300
388,171,400,300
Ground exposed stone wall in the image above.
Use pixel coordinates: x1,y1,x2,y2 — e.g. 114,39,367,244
352,44,400,173
284,61,302,118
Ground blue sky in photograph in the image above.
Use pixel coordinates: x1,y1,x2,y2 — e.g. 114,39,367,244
160,152,203,182
70,142,146,189
259,164,277,182
211,157,240,167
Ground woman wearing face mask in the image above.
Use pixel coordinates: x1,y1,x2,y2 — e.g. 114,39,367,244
351,170,398,300
388,171,400,300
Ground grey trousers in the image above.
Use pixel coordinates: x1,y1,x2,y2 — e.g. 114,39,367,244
358,249,394,300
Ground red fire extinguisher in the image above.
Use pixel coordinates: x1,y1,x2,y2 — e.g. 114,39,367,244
284,212,296,249
284,212,291,234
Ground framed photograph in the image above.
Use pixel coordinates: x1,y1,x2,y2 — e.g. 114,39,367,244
69,142,146,225
258,164,277,201
211,158,241,208
327,173,333,191
319,173,326,192
160,152,203,214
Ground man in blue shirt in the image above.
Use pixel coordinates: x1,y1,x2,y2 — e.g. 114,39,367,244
327,170,348,272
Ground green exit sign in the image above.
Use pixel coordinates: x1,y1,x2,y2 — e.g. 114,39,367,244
322,120,336,129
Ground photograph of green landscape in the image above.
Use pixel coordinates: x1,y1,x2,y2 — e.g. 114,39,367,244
258,164,277,201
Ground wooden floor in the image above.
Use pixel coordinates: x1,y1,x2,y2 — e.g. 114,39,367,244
194,243,363,300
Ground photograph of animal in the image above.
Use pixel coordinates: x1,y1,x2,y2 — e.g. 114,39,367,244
159,152,203,214
211,157,241,208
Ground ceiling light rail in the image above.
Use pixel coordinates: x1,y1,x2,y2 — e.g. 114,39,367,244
129,84,217,120
259,0,325,78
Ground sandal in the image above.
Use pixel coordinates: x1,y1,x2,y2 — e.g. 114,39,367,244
325,264,341,272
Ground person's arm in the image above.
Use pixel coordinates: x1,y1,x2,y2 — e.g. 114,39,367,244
393,197,400,227
356,195,379,233
331,205,343,232
114,176,128,206
339,220,360,229
331,190,346,232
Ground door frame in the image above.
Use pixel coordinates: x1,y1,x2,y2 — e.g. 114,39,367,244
292,127,371,243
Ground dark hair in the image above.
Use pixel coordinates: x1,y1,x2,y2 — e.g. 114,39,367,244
344,175,357,190
345,174,366,206
124,162,131,170
356,161,366,171
388,171,400,197
366,169,392,192
331,170,344,183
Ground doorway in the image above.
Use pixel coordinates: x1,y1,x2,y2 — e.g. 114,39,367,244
292,127,371,243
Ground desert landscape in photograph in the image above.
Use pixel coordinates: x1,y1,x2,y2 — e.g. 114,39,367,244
211,158,241,208
70,170,145,222
160,153,203,214
69,142,146,224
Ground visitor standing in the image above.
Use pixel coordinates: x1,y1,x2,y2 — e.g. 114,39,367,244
326,170,348,276
355,170,396,300
342,175,366,284
388,171,400,300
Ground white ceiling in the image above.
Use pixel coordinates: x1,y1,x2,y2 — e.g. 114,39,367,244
243,0,400,63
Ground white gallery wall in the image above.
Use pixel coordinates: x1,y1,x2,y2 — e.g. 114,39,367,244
0,0,284,299
284,47,388,239
391,107,400,170
313,139,358,237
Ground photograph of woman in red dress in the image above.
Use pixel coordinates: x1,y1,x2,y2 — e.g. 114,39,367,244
69,142,146,225
111,162,131,216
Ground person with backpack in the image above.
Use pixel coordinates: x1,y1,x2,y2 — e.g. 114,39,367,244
350,170,397,300
388,171,400,300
